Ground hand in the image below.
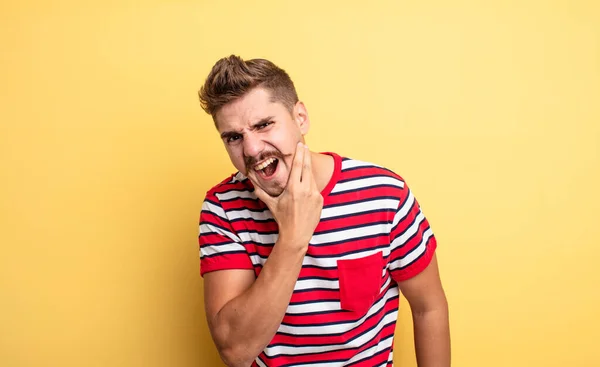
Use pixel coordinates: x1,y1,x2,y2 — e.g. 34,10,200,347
248,143,324,251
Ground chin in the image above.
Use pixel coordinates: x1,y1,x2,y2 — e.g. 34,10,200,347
260,169,288,197
263,184,285,198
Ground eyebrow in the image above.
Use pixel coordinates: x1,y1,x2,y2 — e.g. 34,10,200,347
220,130,241,140
219,116,275,140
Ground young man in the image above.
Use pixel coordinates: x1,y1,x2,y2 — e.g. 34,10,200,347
197,55,450,367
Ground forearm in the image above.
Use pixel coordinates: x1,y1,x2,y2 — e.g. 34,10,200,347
413,305,451,367
212,239,305,366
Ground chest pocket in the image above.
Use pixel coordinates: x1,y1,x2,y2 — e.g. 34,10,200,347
337,251,383,315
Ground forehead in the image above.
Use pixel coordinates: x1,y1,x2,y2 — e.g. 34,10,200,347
215,88,289,132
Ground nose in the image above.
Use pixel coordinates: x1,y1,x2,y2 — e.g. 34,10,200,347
242,132,264,159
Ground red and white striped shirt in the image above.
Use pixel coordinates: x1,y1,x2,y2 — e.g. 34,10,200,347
199,152,437,366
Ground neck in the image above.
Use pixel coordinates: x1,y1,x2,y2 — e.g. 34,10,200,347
310,151,335,193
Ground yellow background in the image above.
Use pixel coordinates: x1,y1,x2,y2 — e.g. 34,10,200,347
1,1,599,366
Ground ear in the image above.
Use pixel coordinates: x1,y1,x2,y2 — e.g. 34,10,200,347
293,101,310,135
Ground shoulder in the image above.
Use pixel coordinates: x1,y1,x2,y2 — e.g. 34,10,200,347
325,154,415,204
202,172,264,216
204,172,254,202
337,155,408,190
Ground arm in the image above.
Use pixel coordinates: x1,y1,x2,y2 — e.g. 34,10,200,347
398,254,450,367
203,143,323,367
204,236,306,367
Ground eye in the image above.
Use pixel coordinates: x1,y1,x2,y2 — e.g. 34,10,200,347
257,121,274,129
227,134,242,143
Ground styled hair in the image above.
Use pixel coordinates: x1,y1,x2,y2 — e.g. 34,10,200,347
198,55,299,120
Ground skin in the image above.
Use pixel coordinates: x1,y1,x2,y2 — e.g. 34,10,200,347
203,87,450,367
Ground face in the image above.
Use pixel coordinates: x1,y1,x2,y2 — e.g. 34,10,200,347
215,88,310,196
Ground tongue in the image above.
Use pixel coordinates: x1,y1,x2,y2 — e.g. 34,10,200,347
262,160,278,177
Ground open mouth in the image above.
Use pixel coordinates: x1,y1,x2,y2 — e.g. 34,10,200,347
254,157,279,179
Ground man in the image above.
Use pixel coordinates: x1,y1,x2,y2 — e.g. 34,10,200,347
197,55,450,367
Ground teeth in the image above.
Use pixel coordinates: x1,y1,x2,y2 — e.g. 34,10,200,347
254,158,276,171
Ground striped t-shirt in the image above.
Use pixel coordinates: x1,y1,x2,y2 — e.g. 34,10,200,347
199,152,437,367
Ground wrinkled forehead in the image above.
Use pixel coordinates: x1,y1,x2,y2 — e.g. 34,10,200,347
214,88,290,132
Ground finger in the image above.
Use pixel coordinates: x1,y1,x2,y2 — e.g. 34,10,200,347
288,142,305,187
302,144,313,186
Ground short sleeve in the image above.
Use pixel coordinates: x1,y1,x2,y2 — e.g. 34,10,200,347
388,184,437,282
199,192,254,277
